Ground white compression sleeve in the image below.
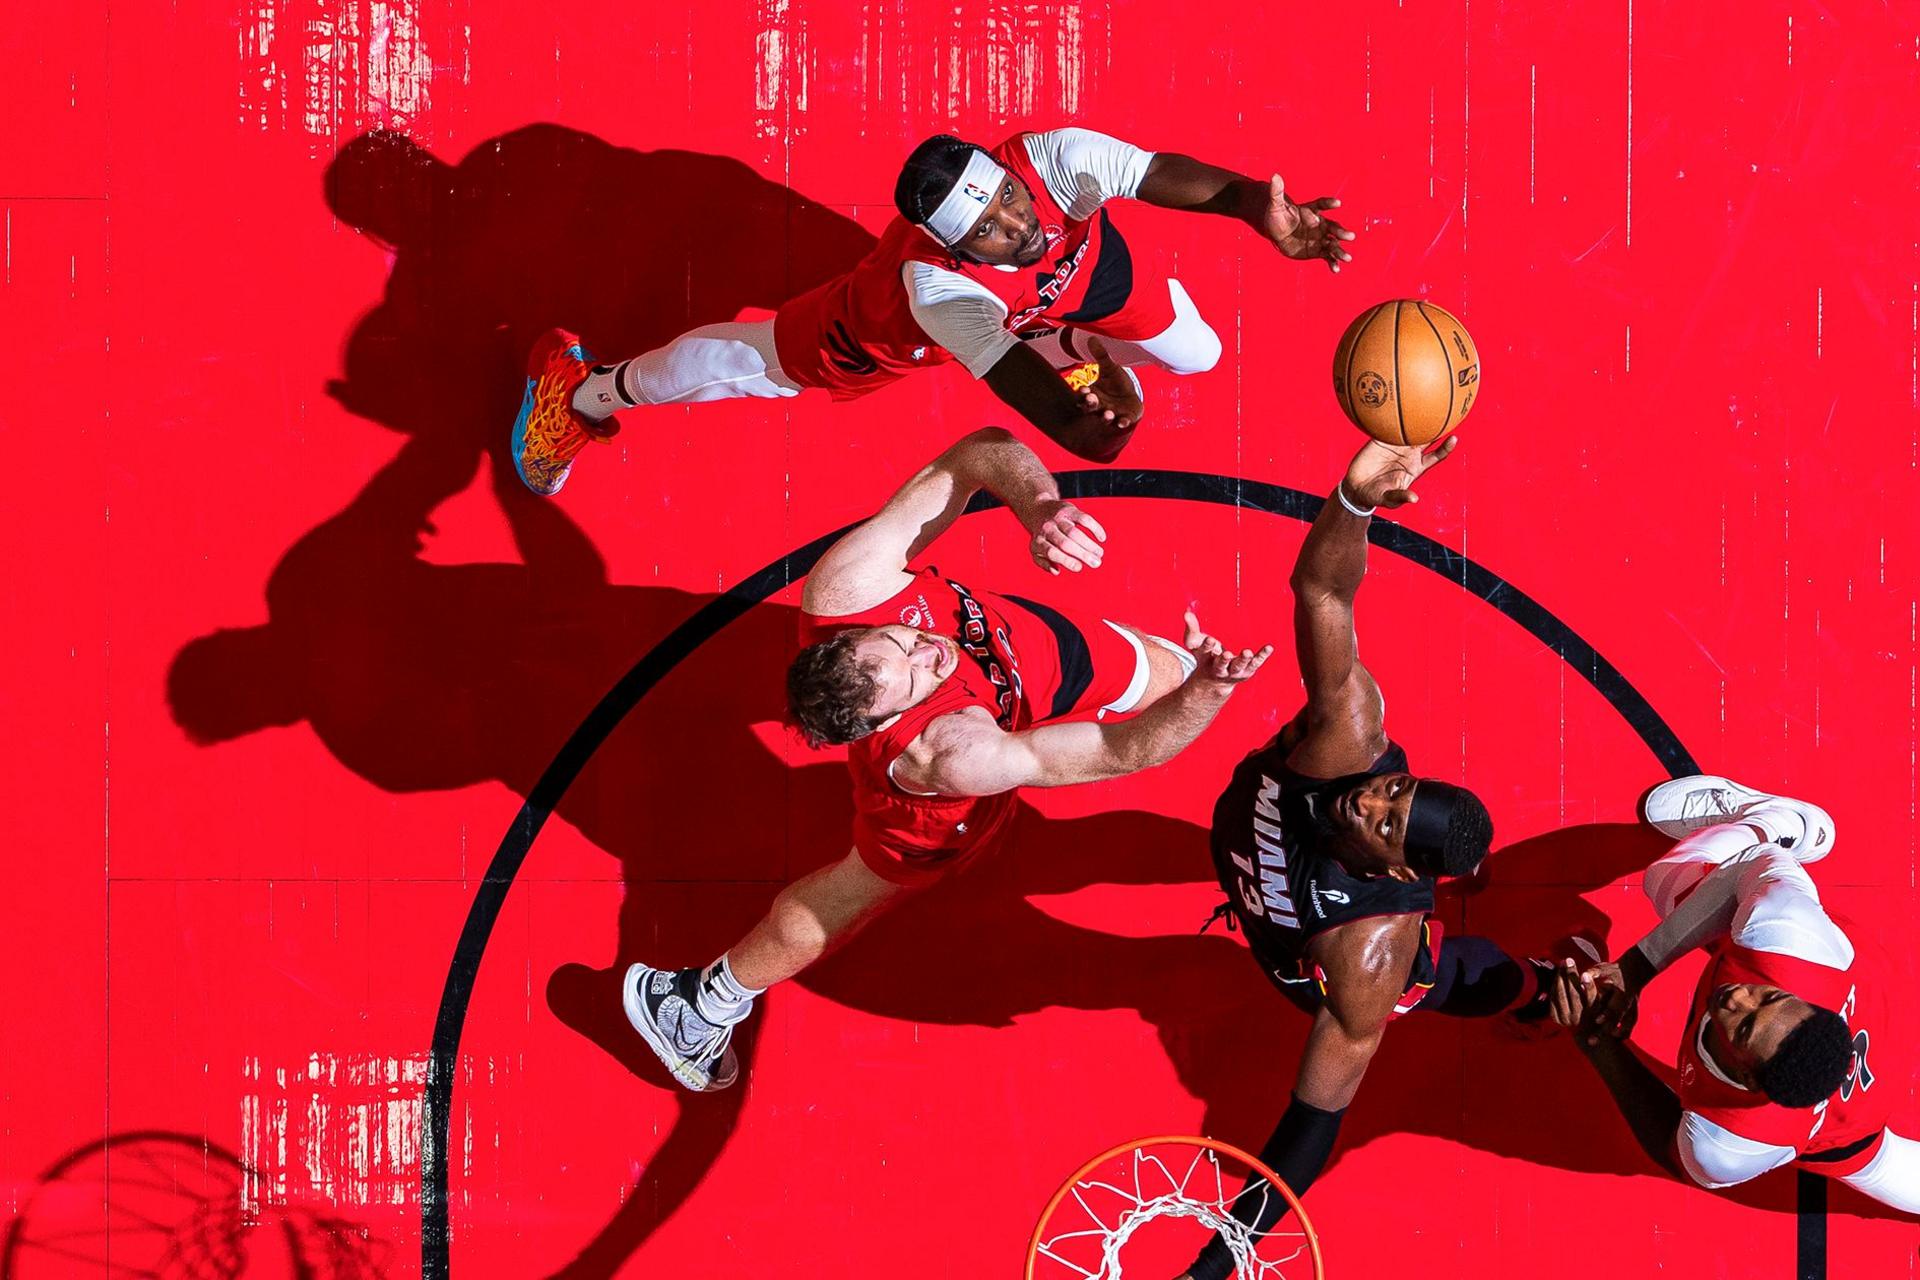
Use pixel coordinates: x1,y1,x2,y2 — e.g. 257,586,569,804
1840,1131,1920,1214
1676,1111,1798,1188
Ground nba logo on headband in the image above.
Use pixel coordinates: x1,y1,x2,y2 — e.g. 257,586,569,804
919,149,1010,246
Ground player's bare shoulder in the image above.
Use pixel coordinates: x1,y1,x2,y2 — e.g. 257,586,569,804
1310,912,1426,1018
891,705,1004,794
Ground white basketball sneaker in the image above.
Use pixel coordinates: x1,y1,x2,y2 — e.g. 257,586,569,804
623,963,741,1092
1641,774,1834,861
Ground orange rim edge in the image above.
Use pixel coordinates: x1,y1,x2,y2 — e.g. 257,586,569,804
1025,1134,1325,1279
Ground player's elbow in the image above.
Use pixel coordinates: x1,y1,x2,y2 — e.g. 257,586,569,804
959,424,1018,447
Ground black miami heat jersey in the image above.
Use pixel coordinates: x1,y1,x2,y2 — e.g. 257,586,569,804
1209,737,1439,999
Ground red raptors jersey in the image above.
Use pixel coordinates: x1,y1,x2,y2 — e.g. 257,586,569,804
801,566,1133,885
775,132,1119,399
1676,927,1892,1161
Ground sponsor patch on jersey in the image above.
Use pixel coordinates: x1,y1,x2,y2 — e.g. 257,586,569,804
899,595,934,629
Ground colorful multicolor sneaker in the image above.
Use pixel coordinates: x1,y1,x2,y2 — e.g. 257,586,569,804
512,328,619,496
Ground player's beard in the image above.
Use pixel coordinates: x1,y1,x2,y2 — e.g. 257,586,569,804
1012,227,1047,267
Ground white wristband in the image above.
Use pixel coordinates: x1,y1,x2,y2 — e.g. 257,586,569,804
1336,484,1376,518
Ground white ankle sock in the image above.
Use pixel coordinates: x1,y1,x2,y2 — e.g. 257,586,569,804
573,362,639,421
693,955,763,1027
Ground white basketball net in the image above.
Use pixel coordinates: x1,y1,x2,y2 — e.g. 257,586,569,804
1034,1144,1312,1280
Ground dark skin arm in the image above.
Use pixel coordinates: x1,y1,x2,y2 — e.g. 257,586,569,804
979,151,1351,461
1295,914,1423,1108
1168,916,1416,1280
1580,1038,1688,1179
1285,441,1455,778
983,336,1141,463
1137,155,1355,272
1549,966,1686,1178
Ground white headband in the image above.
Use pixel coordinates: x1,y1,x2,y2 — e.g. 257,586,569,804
918,149,1008,247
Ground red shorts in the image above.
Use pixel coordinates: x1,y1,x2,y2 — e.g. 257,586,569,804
851,604,1159,888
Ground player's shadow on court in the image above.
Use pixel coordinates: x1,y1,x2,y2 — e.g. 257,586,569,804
1,1131,390,1278
548,800,1910,1275
318,124,874,472
163,125,1905,1277
163,125,875,1278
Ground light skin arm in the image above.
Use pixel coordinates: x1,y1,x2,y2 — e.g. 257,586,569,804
897,612,1271,794
1285,438,1457,778
803,427,1107,616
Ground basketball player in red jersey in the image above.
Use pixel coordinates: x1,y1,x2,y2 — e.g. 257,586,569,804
624,426,1272,1091
510,127,1355,493
1547,776,1918,1213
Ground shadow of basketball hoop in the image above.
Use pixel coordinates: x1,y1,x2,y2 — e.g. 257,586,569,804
1,1131,391,1279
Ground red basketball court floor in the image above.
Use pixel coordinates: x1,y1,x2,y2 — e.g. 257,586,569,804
4,2,1917,1276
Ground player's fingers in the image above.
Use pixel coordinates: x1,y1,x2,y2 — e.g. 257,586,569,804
1075,510,1108,543
1427,436,1460,464
1307,196,1341,212
1548,968,1575,1025
1183,609,1203,645
1063,526,1104,566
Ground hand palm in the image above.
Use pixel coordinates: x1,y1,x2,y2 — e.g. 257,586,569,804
1345,438,1451,508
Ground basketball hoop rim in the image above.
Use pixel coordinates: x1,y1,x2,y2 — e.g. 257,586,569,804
1024,1134,1324,1280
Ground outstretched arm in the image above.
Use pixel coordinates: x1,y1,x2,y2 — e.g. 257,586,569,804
1138,157,1355,272
899,613,1270,795
1286,438,1456,777
803,427,1105,616
1564,846,1856,1043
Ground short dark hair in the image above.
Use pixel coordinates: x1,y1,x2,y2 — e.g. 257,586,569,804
787,632,883,747
1755,1006,1854,1108
893,134,988,226
1405,782,1494,879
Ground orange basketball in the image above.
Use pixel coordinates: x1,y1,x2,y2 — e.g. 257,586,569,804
1332,300,1481,446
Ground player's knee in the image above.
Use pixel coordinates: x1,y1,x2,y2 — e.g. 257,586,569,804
1160,319,1221,376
